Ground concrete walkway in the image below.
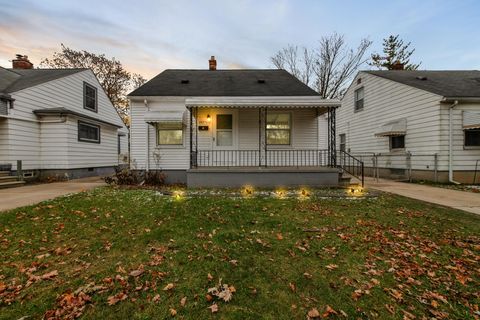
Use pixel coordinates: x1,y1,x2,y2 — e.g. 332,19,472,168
0,177,106,212
365,177,480,215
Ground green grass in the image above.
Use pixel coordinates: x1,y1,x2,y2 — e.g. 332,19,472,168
0,187,479,319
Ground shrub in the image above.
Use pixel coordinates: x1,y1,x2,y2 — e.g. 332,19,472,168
104,167,166,186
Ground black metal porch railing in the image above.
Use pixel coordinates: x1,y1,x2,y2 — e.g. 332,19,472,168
192,149,332,168
337,150,364,187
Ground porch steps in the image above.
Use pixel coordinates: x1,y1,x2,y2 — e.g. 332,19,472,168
0,170,26,189
0,180,26,189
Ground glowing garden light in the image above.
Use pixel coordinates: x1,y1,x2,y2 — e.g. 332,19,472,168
241,185,254,198
347,185,364,197
172,190,185,200
297,187,311,200
275,188,287,199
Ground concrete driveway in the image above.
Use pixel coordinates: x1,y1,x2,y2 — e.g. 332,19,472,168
366,177,480,215
0,177,106,212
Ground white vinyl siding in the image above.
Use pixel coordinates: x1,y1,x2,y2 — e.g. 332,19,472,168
2,70,127,170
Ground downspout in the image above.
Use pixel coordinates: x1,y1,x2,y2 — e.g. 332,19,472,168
144,99,150,172
448,100,459,184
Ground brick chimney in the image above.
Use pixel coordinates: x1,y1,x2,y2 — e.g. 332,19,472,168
391,60,404,70
12,54,33,69
209,56,216,71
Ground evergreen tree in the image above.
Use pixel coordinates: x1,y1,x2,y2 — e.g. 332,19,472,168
369,35,420,70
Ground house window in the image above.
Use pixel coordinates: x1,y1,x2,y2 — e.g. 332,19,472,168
216,114,233,146
465,129,480,147
339,134,346,152
83,82,97,112
354,87,364,111
390,135,405,150
78,121,100,143
267,113,291,145
157,122,183,145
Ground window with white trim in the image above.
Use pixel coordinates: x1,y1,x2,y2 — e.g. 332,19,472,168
389,135,405,150
216,114,233,146
83,82,97,112
339,134,346,152
78,121,100,143
465,129,480,147
267,113,291,145
354,87,364,111
157,122,183,145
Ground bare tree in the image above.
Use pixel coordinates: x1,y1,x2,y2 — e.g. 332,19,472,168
41,44,147,125
271,33,372,99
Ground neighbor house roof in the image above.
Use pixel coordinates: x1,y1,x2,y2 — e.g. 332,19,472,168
0,67,87,94
365,70,480,98
33,107,123,128
128,69,319,97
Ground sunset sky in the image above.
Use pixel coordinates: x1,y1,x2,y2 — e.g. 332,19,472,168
1,0,479,79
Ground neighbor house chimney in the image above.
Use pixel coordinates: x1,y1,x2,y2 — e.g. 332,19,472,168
12,54,33,69
391,60,404,70
209,56,216,71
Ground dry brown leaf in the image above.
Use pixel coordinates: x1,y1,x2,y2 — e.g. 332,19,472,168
207,273,213,281
307,307,320,318
180,296,187,307
163,283,174,291
169,308,177,316
208,303,219,313
322,305,338,318
276,233,284,240
107,292,127,305
129,269,144,277
325,264,338,271
152,294,160,303
289,282,296,292
41,270,58,280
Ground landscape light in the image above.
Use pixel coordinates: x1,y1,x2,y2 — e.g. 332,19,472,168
347,185,364,197
241,185,254,198
172,190,185,200
297,187,311,200
275,188,287,199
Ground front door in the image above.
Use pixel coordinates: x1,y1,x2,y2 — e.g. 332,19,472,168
213,112,236,150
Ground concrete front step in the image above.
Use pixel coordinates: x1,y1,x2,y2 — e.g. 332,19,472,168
0,176,18,183
0,171,10,177
0,180,26,189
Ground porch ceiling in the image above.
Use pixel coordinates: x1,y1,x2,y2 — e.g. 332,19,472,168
185,97,340,109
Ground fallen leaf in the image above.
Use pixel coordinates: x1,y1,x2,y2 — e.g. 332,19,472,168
276,233,284,240
322,305,338,318
325,264,338,271
208,304,219,313
307,308,320,318
152,294,160,303
129,269,144,277
163,283,174,291
169,308,177,316
41,270,58,280
107,292,127,305
180,296,187,306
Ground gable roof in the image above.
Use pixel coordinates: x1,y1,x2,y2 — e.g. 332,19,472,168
128,69,319,97
0,67,86,94
364,70,480,98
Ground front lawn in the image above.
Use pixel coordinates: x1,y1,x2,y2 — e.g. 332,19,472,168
0,187,479,319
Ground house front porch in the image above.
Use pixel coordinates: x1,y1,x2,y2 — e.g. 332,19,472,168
182,97,357,187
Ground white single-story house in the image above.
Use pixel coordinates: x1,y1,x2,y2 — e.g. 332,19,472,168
0,55,128,185
128,57,355,187
337,69,480,183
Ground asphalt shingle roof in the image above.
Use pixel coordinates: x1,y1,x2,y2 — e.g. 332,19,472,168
365,70,480,98
128,69,319,97
0,67,86,94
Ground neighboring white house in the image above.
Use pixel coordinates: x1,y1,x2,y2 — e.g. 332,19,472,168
128,57,346,187
0,55,128,182
337,69,480,183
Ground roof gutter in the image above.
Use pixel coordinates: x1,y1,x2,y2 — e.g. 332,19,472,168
442,97,480,103
448,100,460,184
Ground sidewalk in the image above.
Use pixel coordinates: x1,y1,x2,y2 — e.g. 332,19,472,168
365,177,480,215
0,177,106,212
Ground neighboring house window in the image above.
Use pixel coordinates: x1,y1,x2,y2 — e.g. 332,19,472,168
267,113,291,145
464,129,480,147
157,122,183,145
83,82,98,112
339,134,346,152
78,121,100,143
390,135,405,150
354,87,364,111
118,135,121,154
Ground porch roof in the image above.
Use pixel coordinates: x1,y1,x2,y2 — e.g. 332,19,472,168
185,97,340,109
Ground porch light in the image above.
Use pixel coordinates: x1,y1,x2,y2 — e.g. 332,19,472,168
206,114,211,122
